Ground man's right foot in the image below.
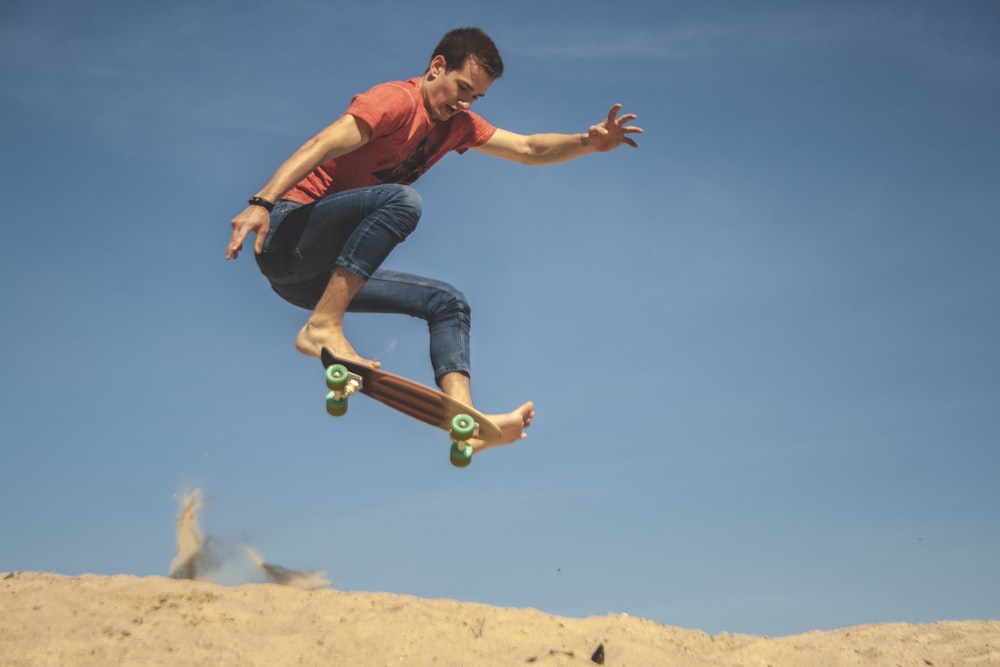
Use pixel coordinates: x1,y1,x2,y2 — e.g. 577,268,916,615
295,321,380,367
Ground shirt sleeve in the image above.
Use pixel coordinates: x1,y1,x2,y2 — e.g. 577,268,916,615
454,112,497,154
346,82,417,139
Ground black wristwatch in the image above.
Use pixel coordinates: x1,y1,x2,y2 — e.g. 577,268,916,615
248,196,275,212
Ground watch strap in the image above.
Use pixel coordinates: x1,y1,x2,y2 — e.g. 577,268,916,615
248,196,275,212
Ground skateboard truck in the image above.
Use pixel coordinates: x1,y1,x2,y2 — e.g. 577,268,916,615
325,364,361,417
448,414,476,468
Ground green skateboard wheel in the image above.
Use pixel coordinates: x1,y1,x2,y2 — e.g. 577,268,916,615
450,442,473,468
450,414,476,441
326,392,348,417
325,364,349,391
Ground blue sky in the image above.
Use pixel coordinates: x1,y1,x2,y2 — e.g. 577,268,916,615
1,0,998,636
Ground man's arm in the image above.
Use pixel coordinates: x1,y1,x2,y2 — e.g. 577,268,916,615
226,114,371,260
473,104,641,166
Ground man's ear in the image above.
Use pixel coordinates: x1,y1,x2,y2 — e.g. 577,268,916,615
428,54,447,78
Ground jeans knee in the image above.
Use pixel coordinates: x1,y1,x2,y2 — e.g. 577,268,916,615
385,185,422,238
428,282,471,325
394,184,423,216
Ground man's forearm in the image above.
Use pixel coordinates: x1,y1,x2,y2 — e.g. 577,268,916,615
519,132,594,166
252,139,329,202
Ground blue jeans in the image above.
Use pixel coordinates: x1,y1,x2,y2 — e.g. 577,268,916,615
255,185,472,380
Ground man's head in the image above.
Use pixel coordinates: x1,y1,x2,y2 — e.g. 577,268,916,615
422,28,503,122
430,27,504,80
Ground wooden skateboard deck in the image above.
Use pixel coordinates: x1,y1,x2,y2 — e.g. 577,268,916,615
320,347,502,443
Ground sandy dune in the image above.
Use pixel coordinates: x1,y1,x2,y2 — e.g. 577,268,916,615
2,570,997,667
5,492,994,665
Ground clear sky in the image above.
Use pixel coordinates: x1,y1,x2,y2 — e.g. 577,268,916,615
1,0,998,637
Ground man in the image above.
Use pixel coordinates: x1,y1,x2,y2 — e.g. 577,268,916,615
226,28,641,454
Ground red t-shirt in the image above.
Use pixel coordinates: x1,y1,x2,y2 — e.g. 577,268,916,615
284,78,497,204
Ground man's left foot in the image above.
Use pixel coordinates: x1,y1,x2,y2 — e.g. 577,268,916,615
471,401,535,453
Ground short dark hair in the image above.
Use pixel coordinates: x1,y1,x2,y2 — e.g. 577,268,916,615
431,27,504,79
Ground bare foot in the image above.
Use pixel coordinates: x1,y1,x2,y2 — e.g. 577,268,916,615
294,320,380,367
471,401,535,454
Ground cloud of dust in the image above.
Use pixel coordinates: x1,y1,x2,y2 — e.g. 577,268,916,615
168,489,330,591
167,490,205,580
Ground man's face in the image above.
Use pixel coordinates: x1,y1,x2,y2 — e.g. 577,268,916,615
422,55,494,122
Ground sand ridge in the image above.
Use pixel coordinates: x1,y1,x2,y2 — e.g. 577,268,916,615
3,491,994,665
1,571,997,666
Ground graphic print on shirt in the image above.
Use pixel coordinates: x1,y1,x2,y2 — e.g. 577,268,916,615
372,137,433,184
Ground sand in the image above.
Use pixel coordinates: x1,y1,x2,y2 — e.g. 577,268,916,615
3,492,995,665
1,571,997,667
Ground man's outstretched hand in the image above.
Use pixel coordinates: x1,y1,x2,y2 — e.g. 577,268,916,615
588,103,643,152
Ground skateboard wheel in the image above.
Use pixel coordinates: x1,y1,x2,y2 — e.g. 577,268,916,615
450,414,476,441
326,364,350,391
450,442,473,468
326,392,348,417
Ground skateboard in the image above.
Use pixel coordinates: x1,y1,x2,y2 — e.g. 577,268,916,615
320,347,502,468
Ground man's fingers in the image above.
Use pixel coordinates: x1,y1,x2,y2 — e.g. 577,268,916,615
226,225,248,260
607,103,622,123
623,126,643,146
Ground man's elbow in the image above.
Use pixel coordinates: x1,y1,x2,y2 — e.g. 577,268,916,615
518,139,548,166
